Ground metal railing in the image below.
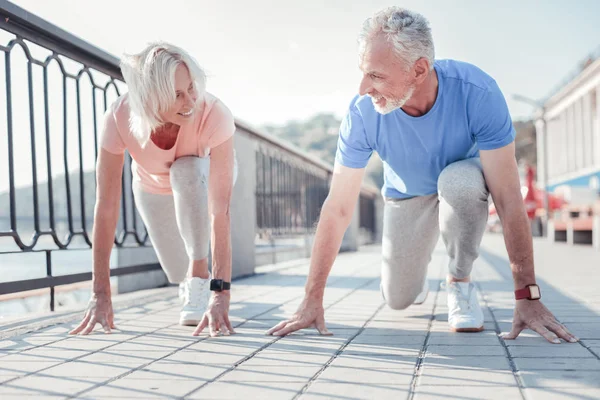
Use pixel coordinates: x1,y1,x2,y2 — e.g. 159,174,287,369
0,1,158,311
0,0,380,312
248,125,378,241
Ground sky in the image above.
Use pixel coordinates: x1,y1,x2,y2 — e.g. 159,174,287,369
1,0,600,194
11,0,600,126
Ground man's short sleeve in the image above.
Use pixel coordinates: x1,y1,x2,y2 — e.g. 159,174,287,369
334,108,373,168
471,80,516,150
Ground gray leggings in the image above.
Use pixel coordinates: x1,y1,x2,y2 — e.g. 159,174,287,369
133,156,237,284
381,158,490,310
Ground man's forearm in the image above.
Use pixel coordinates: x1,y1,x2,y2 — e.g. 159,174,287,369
497,199,536,289
211,213,232,283
305,205,353,300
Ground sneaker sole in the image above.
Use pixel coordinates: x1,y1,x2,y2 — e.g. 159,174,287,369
450,326,484,333
179,319,201,326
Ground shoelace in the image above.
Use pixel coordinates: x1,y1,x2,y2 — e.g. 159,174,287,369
448,284,472,314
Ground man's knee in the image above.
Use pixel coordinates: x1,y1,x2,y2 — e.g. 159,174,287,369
381,284,422,310
438,158,488,206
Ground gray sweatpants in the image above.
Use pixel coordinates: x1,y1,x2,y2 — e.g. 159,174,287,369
133,156,237,284
381,158,490,310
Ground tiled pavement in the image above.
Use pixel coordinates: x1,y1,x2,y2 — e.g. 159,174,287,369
0,234,599,399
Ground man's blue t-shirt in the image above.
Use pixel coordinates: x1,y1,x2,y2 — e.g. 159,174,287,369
335,59,516,199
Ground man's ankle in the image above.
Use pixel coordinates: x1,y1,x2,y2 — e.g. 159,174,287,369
447,275,470,284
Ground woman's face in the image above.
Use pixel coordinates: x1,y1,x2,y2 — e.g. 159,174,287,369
160,64,198,125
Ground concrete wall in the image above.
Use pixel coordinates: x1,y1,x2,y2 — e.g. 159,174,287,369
228,129,257,278
115,247,166,294
113,125,383,292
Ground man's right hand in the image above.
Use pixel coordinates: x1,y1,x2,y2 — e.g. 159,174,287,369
266,296,332,336
69,292,115,335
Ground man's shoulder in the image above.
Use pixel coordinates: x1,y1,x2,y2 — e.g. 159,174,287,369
347,94,376,115
436,59,496,91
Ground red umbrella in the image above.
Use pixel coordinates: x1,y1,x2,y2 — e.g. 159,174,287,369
489,164,566,219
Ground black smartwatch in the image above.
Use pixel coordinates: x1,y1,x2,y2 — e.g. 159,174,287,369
210,279,231,292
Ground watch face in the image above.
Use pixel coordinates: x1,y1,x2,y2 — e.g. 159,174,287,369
529,285,541,299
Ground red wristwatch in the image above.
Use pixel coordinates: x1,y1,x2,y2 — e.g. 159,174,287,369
515,284,541,300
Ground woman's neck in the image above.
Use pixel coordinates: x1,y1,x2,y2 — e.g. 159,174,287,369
151,123,180,150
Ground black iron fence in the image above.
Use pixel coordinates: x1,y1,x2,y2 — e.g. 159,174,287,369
252,131,378,242
0,0,379,312
0,1,158,311
255,149,329,236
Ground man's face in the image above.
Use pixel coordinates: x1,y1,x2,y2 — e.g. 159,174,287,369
358,35,416,114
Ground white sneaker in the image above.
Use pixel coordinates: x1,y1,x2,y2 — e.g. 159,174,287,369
413,279,429,305
179,276,211,326
447,282,484,332
178,282,186,304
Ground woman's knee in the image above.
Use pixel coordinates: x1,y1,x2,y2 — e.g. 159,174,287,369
170,156,210,185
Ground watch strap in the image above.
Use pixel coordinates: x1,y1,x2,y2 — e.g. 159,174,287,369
210,279,231,291
515,284,541,300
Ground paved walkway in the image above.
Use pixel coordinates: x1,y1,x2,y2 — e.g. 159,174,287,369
0,234,599,399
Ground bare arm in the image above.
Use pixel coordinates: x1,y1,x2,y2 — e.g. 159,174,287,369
207,137,234,284
70,148,124,335
481,142,577,344
91,149,125,293
479,142,535,288
193,137,235,337
305,163,367,299
267,162,366,336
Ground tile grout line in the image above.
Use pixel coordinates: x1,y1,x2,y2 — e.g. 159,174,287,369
475,281,527,400
68,299,299,399
185,275,382,400
0,295,180,358
71,264,377,399
291,302,386,400
0,300,185,390
407,256,444,400
1,264,334,396
575,339,600,360
1,258,360,360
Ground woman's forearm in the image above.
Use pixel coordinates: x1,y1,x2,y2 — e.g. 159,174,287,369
92,205,120,294
210,213,232,283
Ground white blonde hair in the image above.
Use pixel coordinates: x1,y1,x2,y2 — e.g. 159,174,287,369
119,42,206,146
359,7,435,70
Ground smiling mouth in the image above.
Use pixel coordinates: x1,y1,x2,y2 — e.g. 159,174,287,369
178,109,193,116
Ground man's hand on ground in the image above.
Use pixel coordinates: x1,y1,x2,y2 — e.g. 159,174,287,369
503,300,578,344
266,296,332,337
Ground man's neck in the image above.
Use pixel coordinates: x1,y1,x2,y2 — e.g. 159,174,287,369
401,68,439,117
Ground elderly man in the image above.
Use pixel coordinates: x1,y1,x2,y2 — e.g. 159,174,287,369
267,7,577,344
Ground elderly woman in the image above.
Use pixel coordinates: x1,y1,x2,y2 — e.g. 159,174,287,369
70,42,237,337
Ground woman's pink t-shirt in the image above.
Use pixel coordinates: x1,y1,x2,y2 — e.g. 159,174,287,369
99,92,236,194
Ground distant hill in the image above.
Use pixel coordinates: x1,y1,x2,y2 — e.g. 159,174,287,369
0,170,97,221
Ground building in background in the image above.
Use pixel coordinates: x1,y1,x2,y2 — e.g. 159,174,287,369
539,49,600,206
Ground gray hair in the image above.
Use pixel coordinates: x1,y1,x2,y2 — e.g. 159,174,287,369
358,7,435,70
119,42,206,146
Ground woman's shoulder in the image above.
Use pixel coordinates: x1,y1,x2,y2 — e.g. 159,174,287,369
198,92,234,129
108,93,131,121
202,92,233,119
